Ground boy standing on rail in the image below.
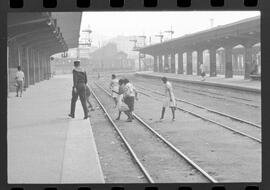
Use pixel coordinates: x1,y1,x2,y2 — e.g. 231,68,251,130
123,79,138,122
160,77,176,121
110,74,119,107
116,79,129,120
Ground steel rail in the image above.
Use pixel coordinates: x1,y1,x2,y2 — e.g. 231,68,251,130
95,82,218,183
135,87,261,143
134,77,260,108
90,86,155,183
136,85,261,129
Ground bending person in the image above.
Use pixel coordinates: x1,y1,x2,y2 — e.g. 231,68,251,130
123,79,138,122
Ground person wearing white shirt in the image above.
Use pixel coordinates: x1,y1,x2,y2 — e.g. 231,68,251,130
160,77,176,121
110,74,119,107
15,66,24,97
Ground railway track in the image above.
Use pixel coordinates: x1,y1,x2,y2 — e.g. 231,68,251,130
133,85,261,143
91,83,218,183
136,84,261,128
132,77,260,109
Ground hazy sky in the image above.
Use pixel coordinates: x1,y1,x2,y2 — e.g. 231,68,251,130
80,11,260,46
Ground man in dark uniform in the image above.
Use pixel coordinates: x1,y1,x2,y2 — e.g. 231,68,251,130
68,60,89,119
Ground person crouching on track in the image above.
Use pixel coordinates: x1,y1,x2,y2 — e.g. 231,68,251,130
110,74,119,107
160,77,176,121
86,84,94,111
116,79,129,120
68,60,89,119
123,79,138,122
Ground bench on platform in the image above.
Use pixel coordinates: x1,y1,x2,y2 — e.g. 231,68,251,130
250,74,261,81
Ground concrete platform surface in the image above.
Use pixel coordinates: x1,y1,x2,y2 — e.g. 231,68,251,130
136,71,261,93
8,75,104,184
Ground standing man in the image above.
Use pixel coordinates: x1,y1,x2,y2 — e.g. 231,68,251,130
68,60,89,119
160,77,176,121
123,78,138,122
110,74,119,107
15,66,24,97
200,62,206,81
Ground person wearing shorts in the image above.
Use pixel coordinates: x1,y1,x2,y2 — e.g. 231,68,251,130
115,79,129,120
15,66,24,97
160,77,176,121
110,74,119,107
123,79,138,122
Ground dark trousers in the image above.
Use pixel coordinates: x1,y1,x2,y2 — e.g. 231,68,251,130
70,83,88,117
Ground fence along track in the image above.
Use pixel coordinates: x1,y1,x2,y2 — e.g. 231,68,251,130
95,82,218,183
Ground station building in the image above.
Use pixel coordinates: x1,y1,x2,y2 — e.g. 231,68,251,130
137,16,261,79
7,12,82,93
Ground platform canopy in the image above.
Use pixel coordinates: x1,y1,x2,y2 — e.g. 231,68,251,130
8,12,82,56
51,12,82,49
137,16,260,55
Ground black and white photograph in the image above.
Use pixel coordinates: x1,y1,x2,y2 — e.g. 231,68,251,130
7,11,261,183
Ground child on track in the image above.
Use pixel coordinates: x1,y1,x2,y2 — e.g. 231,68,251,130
160,77,176,121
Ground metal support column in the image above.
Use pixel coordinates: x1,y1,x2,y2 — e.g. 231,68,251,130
164,54,169,73
244,45,253,79
186,51,192,75
153,55,158,72
158,55,163,72
197,50,203,75
225,46,233,78
209,48,217,77
171,53,175,73
178,52,183,74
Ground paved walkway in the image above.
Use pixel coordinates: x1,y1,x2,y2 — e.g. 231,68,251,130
8,75,104,183
136,71,261,93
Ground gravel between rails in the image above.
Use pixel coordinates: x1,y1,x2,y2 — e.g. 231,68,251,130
89,87,147,183
96,78,261,182
91,84,210,183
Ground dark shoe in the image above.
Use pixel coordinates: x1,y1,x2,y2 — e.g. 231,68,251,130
84,116,89,119
126,118,132,122
68,114,74,118
115,117,120,120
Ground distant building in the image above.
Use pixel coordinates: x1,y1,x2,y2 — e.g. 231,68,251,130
91,43,134,71
50,46,98,74
104,35,138,59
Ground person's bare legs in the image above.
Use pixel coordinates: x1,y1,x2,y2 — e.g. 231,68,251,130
116,111,122,120
171,107,176,121
160,107,165,120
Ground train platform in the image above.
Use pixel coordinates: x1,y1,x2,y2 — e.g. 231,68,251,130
8,75,104,183
135,71,261,93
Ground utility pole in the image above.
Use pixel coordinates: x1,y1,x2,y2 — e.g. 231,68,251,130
129,39,138,50
137,35,147,46
164,25,174,40
155,32,164,43
210,18,214,28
